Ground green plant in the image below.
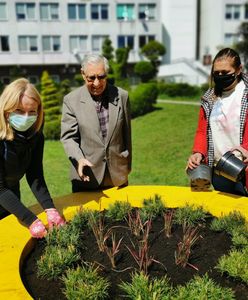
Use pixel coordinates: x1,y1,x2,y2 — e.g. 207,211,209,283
210,211,246,234
88,212,109,252
45,224,80,248
105,200,132,221
216,248,248,284
163,209,174,238
172,274,234,300
140,194,165,221
134,61,156,82
130,82,158,118
174,204,207,226
231,225,248,248
126,219,164,274
104,232,123,269
126,209,145,238
119,271,172,300
62,265,109,300
37,244,80,280
175,223,202,270
40,70,61,140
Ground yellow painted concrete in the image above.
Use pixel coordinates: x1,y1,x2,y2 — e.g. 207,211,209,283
0,185,248,299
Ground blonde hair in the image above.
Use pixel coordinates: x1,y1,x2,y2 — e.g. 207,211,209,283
0,78,44,140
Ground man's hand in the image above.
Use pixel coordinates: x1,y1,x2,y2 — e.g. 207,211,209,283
77,158,94,181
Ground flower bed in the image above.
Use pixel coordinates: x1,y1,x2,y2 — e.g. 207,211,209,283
0,186,248,299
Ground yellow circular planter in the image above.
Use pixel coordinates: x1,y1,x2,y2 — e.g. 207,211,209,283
0,185,248,299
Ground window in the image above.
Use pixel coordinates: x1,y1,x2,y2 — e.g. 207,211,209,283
18,36,38,52
40,3,59,20
225,5,241,20
91,4,108,20
70,36,87,52
139,35,155,48
42,36,61,52
68,4,86,20
224,33,239,46
28,76,39,84
0,3,7,20
118,35,134,49
138,4,156,20
0,36,9,52
245,4,248,19
1,77,10,85
116,4,135,21
92,35,108,51
16,3,35,20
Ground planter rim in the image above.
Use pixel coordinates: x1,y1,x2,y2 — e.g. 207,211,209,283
0,185,248,299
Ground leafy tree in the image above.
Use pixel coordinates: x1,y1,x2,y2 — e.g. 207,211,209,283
236,21,248,70
140,40,166,74
134,61,156,82
40,71,61,140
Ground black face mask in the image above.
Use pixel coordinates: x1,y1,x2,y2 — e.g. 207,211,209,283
213,72,237,90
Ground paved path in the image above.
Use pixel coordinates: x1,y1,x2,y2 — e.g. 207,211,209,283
157,99,200,106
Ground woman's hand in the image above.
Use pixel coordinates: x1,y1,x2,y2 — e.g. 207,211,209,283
230,146,248,163
77,158,94,181
187,153,203,169
29,219,47,238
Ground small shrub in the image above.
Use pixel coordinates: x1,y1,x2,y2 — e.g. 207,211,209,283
216,248,248,284
210,211,246,234
130,82,158,118
119,271,172,300
173,274,234,300
37,244,80,280
62,265,110,300
231,225,248,248
134,61,156,83
174,204,208,226
157,82,200,98
45,224,80,248
105,200,132,221
140,194,166,221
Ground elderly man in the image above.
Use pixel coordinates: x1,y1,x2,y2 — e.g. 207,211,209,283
61,54,132,191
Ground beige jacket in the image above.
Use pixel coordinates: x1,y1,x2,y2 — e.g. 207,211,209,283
61,84,132,188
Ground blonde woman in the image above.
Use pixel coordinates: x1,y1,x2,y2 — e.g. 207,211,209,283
0,78,65,238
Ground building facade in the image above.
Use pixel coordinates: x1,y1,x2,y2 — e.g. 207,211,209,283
0,0,248,85
0,0,162,84
160,0,248,85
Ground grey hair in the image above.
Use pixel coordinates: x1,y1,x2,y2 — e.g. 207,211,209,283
81,54,109,74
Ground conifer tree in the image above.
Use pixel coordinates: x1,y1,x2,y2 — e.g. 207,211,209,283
40,71,61,140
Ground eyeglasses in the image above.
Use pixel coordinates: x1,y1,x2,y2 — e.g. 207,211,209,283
85,74,107,82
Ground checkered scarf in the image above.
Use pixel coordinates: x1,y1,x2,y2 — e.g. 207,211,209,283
200,73,248,167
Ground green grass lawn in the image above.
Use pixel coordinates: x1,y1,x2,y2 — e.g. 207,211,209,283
21,102,199,207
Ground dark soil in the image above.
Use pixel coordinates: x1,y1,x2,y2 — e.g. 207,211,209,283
21,215,248,300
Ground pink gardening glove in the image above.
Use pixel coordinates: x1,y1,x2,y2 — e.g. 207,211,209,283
29,219,47,239
45,208,66,229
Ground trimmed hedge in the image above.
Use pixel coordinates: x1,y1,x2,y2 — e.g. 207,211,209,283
157,82,201,98
130,82,158,118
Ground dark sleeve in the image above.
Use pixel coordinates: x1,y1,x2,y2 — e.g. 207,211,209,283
0,144,37,226
25,132,55,210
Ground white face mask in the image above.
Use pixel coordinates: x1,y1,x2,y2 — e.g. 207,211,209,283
9,112,37,132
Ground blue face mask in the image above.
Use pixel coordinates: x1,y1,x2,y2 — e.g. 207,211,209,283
9,113,37,132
